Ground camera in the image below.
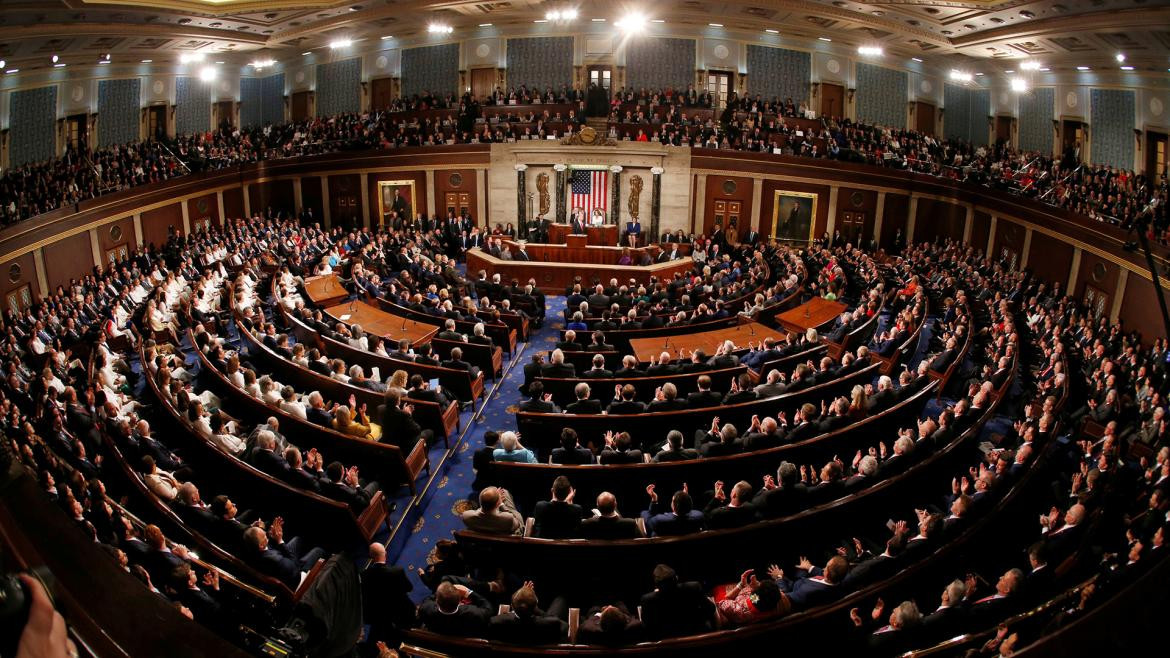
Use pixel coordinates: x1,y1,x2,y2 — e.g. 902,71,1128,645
0,567,55,658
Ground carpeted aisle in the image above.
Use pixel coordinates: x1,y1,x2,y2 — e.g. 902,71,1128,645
390,295,568,602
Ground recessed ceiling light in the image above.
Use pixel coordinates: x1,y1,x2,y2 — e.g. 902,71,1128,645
478,23,492,27
911,57,923,63
591,18,606,22
381,35,394,39
215,61,225,64
1076,66,1089,71
302,52,311,56
141,59,153,63
1004,70,1014,74
818,37,832,42
97,60,109,65
974,72,984,76
857,46,883,56
1115,53,1126,63
0,60,5,69
5,69,19,74
709,23,723,27
1038,67,1050,72
533,19,547,23
52,54,59,63
53,63,66,68
1120,65,1134,71
330,38,353,48
652,19,665,23
765,29,779,34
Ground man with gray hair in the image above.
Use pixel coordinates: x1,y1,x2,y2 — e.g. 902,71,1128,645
868,375,898,413
752,461,804,519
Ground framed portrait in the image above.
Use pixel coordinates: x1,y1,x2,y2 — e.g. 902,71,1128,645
378,180,417,225
771,190,818,244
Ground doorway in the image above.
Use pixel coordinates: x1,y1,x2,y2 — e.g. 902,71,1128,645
291,91,313,121
588,65,612,96
995,115,1012,146
215,101,234,129
371,78,395,111
820,83,844,120
708,199,742,238
147,104,167,140
1146,130,1167,179
707,71,732,110
470,68,495,102
445,192,472,219
66,113,88,151
1061,119,1086,165
915,101,935,136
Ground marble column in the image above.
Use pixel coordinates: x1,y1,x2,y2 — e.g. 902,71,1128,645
609,165,623,229
650,166,663,242
515,164,528,240
554,164,567,224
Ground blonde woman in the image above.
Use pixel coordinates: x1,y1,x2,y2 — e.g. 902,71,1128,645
332,404,382,441
848,385,868,419
388,370,409,398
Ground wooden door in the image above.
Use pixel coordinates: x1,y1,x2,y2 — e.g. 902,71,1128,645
820,83,844,120
215,100,235,128
915,101,935,135
371,78,395,111
708,199,742,237
147,105,167,140
1146,131,1167,179
588,66,613,96
839,211,867,245
66,113,88,150
291,91,312,121
1061,119,1085,162
444,192,472,219
995,115,1012,146
707,71,732,110
470,69,495,102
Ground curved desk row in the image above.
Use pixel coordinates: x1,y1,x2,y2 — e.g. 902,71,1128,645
465,244,696,293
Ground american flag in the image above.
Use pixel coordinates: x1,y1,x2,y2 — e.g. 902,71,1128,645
570,169,609,219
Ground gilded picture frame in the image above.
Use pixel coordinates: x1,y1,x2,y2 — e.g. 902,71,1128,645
771,190,818,244
378,180,418,225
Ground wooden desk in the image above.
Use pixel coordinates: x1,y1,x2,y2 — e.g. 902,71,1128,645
466,245,693,294
304,274,347,307
324,300,438,347
628,322,789,363
548,223,618,246
776,298,848,335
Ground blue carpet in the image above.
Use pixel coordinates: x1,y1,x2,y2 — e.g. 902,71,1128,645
391,294,568,602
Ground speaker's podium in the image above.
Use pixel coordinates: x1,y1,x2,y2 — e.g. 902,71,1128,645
550,223,618,246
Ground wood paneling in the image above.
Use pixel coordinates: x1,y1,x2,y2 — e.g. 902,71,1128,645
880,193,909,250
1120,273,1167,343
821,83,844,120
249,179,295,217
1027,236,1073,289
141,202,182,248
758,179,829,241
330,174,364,229
915,101,936,136
433,169,479,225
835,187,877,245
970,210,991,254
96,217,134,251
42,233,92,291
186,193,221,229
916,197,965,243
0,252,37,311
371,78,395,111
300,176,323,220
702,175,754,239
223,187,245,221
1075,250,1120,306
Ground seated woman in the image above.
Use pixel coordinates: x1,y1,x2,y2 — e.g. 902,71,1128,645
617,248,633,266
332,404,382,441
715,570,791,627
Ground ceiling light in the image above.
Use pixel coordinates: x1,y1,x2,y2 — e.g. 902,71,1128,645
1020,60,1041,71
199,66,218,82
651,19,665,23
592,18,606,22
478,23,492,27
534,19,547,23
911,57,923,63
426,24,453,34
215,61,225,64
974,72,984,76
1038,67,1050,72
97,60,109,65
949,70,973,82
180,53,205,64
1076,66,1090,71
302,52,311,56
330,38,353,48
53,63,66,68
857,46,883,56
1115,53,1126,63
818,37,832,42
709,23,723,27
1120,65,1134,71
1004,70,1014,74
765,29,779,34
1010,77,1028,92
0,60,6,69
5,69,19,74
616,13,647,33
51,55,59,63
381,35,394,40
141,59,153,63
251,59,276,69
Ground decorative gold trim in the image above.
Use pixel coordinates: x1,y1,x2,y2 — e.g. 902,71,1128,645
376,180,418,226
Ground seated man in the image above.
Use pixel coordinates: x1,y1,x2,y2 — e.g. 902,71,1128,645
641,486,705,537
640,564,716,639
580,491,642,539
462,486,524,535
550,428,594,465
532,476,585,539
565,382,603,414
418,581,493,637
241,523,327,589
489,582,569,645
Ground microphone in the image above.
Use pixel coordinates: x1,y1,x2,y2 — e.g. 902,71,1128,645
663,337,670,349
402,317,408,333
749,323,755,336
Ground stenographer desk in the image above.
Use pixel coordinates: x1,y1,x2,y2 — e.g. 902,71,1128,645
465,242,694,294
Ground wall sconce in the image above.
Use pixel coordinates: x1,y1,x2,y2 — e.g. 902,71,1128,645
847,88,856,103
1135,128,1143,149
811,82,819,98
1051,119,1059,133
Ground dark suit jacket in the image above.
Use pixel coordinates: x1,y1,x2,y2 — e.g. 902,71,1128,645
565,399,603,414
541,363,576,378
686,390,724,408
532,500,584,538
488,611,567,645
362,563,416,629
639,582,716,639
607,400,647,414
579,515,641,539
418,592,492,637
550,446,594,465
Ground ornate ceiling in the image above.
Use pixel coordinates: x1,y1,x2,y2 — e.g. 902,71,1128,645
0,0,1164,74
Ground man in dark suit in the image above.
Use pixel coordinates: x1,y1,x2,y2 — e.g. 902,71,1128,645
378,390,433,450
556,329,583,352
704,480,757,529
532,476,586,538
751,462,806,519
606,384,647,414
442,346,481,380
550,429,594,465
519,381,561,413
639,565,716,639
641,486,705,536
586,331,614,352
685,375,724,408
565,383,603,414
541,350,576,378
418,581,492,637
241,524,327,589
581,353,613,379
362,542,416,644
489,583,568,645
652,430,700,462
772,555,848,610
579,492,642,539
867,376,898,413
